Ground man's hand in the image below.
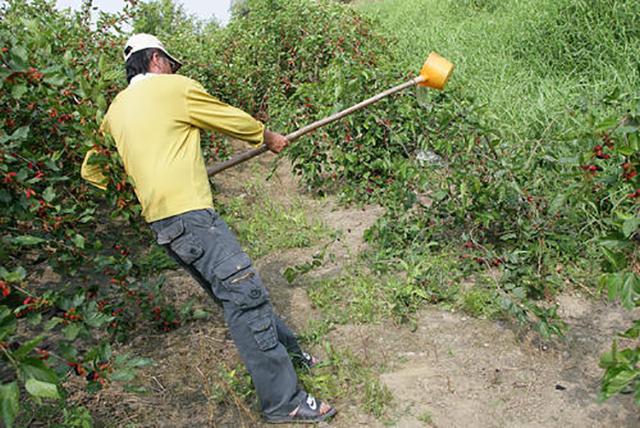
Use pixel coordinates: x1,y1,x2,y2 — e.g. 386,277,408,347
263,129,289,154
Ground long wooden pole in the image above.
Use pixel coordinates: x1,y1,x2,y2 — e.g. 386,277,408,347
206,75,425,176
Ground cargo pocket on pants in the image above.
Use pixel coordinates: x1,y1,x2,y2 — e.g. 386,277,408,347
213,252,269,309
248,312,278,351
156,219,204,265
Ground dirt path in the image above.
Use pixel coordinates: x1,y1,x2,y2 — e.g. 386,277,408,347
87,154,638,427
326,298,639,427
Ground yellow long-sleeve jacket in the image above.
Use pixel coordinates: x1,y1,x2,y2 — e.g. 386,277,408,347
81,74,264,223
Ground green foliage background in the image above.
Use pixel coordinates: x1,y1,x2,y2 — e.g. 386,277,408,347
0,0,639,424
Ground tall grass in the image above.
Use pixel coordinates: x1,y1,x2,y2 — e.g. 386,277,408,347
356,0,640,141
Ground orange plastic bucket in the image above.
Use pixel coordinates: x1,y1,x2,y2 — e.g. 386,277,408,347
418,52,454,90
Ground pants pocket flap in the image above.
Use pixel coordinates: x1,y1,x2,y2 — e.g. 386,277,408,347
157,219,185,245
248,314,278,351
248,316,272,333
213,253,252,280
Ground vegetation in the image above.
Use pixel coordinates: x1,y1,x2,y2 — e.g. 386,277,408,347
0,0,638,425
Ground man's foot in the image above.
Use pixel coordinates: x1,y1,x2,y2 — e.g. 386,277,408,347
300,351,321,369
264,393,337,424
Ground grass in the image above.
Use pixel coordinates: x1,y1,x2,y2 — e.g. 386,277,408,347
184,0,640,422
356,0,640,142
216,181,330,259
298,343,393,418
348,0,639,333
203,327,393,420
14,402,94,428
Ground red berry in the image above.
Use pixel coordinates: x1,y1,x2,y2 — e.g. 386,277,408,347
0,281,10,298
67,362,86,376
86,371,99,381
3,172,16,184
35,348,50,360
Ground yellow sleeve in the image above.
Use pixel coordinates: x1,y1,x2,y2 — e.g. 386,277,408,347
81,149,108,190
186,81,265,146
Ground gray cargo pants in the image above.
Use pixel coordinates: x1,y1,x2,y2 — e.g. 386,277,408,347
149,208,306,417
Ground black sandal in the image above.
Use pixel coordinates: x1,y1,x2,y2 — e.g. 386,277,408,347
295,351,321,369
264,393,337,424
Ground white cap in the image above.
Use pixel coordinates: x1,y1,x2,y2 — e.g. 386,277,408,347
123,33,182,70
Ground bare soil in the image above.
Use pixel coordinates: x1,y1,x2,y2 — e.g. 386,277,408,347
81,153,638,427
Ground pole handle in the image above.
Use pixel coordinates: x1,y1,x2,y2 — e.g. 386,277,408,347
207,75,424,176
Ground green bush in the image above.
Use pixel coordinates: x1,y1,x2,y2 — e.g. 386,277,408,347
1,0,639,422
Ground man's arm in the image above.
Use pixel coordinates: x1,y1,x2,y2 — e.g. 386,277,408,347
187,80,287,150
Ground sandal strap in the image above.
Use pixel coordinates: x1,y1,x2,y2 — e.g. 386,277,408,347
294,393,335,419
301,351,320,368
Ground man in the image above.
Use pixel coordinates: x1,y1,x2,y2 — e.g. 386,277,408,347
81,33,336,424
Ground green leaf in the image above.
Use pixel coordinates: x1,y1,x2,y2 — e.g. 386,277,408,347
96,94,107,111
602,368,640,397
44,317,62,331
1,267,27,283
10,84,27,100
619,319,640,339
83,310,113,328
110,369,135,382
622,217,640,238
42,187,56,203
10,235,45,246
11,46,28,64
0,306,17,341
63,323,81,340
595,117,619,132
10,126,29,141
549,193,567,215
601,247,627,272
620,273,640,310
19,358,58,383
13,335,43,360
71,234,85,249
191,309,209,319
26,312,42,327
283,267,297,284
127,357,153,368
25,378,60,399
0,382,19,428
600,273,623,301
43,74,66,86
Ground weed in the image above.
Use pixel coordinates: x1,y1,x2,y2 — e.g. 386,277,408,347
307,266,395,324
217,182,329,259
418,410,434,425
134,246,177,277
460,287,501,319
210,362,257,417
299,343,392,417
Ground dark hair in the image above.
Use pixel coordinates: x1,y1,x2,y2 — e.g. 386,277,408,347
125,48,170,83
